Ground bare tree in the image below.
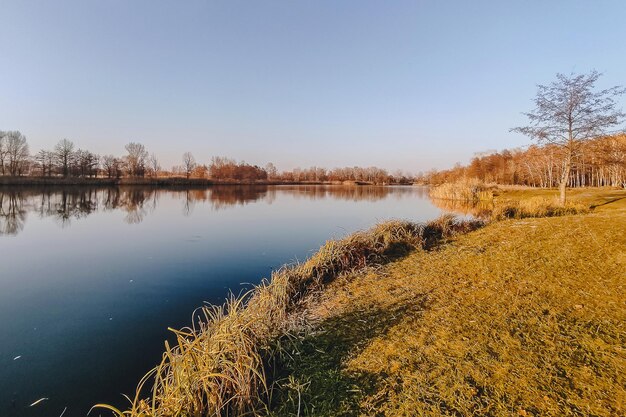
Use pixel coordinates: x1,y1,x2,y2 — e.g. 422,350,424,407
102,155,121,179
265,162,278,180
75,149,99,177
55,139,75,177
148,153,160,178
512,71,625,204
124,142,148,177
182,152,196,179
0,131,7,175
35,150,54,177
5,131,30,176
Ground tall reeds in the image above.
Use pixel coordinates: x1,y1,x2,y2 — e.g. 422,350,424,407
429,179,494,202
95,216,481,417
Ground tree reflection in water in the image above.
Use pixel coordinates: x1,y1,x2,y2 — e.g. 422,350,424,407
0,192,27,235
0,185,427,236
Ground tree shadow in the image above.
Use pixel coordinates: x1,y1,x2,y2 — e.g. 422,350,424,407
590,196,626,209
269,295,431,416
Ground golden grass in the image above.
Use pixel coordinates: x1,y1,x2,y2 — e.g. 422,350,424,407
97,216,482,417
429,179,494,202
270,189,626,416
490,197,589,220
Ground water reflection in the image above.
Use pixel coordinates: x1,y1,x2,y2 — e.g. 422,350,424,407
0,185,429,236
0,192,26,235
0,184,439,417
429,197,494,218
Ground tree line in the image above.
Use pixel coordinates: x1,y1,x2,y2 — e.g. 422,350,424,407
422,133,626,188
0,133,412,184
425,71,626,198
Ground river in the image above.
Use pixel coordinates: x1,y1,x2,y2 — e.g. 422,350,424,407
0,185,443,417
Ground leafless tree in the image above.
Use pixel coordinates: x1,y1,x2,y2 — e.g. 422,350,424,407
5,131,29,176
0,131,7,175
75,149,99,177
265,162,278,180
512,71,625,204
102,155,121,178
182,152,196,179
124,142,148,177
35,150,54,177
55,139,75,177
148,153,161,178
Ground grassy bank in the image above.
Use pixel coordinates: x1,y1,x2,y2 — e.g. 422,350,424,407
270,188,626,416
98,187,625,416
98,216,482,416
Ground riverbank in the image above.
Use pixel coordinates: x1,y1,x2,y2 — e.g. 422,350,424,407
99,216,482,416
271,187,626,416
102,187,625,416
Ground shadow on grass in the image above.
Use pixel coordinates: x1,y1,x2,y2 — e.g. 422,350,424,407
589,196,626,209
268,296,430,417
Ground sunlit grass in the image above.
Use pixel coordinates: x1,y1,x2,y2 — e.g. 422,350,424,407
270,188,626,416
97,216,482,416
490,196,589,220
97,187,626,416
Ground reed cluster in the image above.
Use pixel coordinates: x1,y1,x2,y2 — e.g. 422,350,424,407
429,179,494,202
491,197,589,220
95,216,481,417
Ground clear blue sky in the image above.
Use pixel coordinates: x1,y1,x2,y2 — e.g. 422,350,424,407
1,1,625,172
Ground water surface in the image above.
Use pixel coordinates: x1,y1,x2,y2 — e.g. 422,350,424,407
0,185,441,416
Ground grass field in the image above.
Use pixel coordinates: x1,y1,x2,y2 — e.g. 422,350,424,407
270,188,626,416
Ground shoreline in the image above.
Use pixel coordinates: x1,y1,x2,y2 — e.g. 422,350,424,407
99,216,482,416
0,177,415,187
97,187,626,416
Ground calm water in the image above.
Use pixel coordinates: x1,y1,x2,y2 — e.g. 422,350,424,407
0,185,442,417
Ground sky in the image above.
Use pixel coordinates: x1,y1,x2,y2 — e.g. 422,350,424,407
1,0,625,173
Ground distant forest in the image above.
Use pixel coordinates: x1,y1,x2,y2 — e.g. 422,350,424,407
0,132,413,184
421,134,626,188
2,130,625,188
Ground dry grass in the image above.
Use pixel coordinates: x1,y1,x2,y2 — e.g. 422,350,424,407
429,179,494,202
430,188,589,221
95,216,482,417
270,188,626,416
97,187,625,417
490,197,589,220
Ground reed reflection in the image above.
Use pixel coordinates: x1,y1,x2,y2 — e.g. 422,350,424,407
0,185,428,236
429,197,494,218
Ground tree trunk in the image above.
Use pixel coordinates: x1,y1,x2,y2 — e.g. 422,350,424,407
559,157,571,205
